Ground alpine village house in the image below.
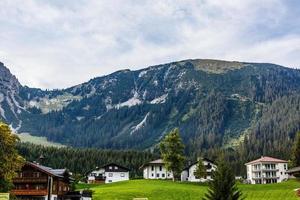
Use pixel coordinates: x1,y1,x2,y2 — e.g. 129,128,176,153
140,159,174,180
87,163,130,184
245,156,289,184
12,161,72,200
181,158,217,182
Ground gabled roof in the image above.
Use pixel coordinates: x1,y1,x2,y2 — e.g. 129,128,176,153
183,158,215,171
102,163,130,172
26,162,68,178
148,159,165,164
139,158,165,169
245,156,288,165
88,163,130,174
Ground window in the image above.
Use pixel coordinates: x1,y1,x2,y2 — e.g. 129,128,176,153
281,172,283,175
109,180,112,183
284,164,287,170
120,173,125,177
159,166,162,171
162,173,165,178
109,173,113,177
151,173,154,177
168,173,170,177
151,166,154,171
156,173,160,178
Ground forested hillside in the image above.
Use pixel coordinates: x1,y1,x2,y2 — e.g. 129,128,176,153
1,59,300,165
17,143,156,178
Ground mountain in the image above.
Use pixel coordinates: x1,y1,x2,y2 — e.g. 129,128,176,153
1,59,300,157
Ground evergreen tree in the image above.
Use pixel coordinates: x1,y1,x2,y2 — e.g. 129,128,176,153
203,155,243,200
194,158,207,179
292,132,300,167
160,128,185,181
0,122,24,192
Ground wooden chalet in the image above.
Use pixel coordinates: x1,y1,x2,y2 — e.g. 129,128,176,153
12,161,72,200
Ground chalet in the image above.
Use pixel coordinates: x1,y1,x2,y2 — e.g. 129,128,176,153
181,158,217,182
87,163,129,184
140,159,173,179
12,161,72,200
245,156,288,184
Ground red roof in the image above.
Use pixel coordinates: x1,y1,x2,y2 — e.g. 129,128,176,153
245,156,288,165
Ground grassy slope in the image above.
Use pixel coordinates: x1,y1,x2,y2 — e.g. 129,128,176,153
77,179,300,200
16,133,65,147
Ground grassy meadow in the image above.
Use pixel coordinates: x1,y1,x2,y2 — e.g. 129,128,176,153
77,179,300,200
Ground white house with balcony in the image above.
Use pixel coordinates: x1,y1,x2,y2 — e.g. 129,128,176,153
245,156,288,184
181,158,217,182
140,159,173,179
87,163,129,184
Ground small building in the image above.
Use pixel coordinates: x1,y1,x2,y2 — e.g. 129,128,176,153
245,156,288,184
140,159,173,179
12,161,72,200
87,163,129,184
287,166,300,178
181,158,217,182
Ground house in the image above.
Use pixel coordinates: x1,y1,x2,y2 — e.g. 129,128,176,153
12,161,72,200
140,159,173,179
181,158,217,182
287,166,300,178
245,156,288,184
87,163,129,184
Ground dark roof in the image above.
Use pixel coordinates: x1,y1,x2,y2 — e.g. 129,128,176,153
88,163,130,174
102,163,130,172
183,158,215,171
287,166,300,174
26,162,68,178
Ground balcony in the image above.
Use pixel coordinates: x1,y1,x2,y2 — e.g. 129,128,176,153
11,189,48,196
262,168,279,172
13,177,48,183
263,176,279,179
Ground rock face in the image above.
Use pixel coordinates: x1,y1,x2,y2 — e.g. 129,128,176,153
1,59,300,153
0,62,23,128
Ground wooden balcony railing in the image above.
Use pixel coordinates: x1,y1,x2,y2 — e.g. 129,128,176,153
11,189,48,196
13,177,48,183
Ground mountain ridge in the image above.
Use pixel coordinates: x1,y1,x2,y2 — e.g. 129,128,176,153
1,59,300,158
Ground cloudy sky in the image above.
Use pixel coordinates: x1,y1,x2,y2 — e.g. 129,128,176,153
0,0,300,89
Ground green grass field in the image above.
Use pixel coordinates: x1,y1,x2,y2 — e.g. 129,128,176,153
77,179,300,200
16,132,65,147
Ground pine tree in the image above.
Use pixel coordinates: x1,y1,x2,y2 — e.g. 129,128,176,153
160,128,185,181
194,158,207,180
0,122,24,192
203,155,243,200
292,132,300,167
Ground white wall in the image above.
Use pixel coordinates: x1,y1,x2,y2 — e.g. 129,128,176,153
181,161,217,182
246,162,288,184
104,171,129,183
143,165,173,179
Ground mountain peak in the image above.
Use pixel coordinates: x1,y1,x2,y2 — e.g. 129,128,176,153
178,59,244,74
0,62,21,91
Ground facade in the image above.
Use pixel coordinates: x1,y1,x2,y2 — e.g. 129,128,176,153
245,156,288,184
12,162,72,200
87,163,129,184
181,158,217,182
140,159,173,179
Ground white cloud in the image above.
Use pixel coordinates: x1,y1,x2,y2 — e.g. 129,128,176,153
0,0,299,89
